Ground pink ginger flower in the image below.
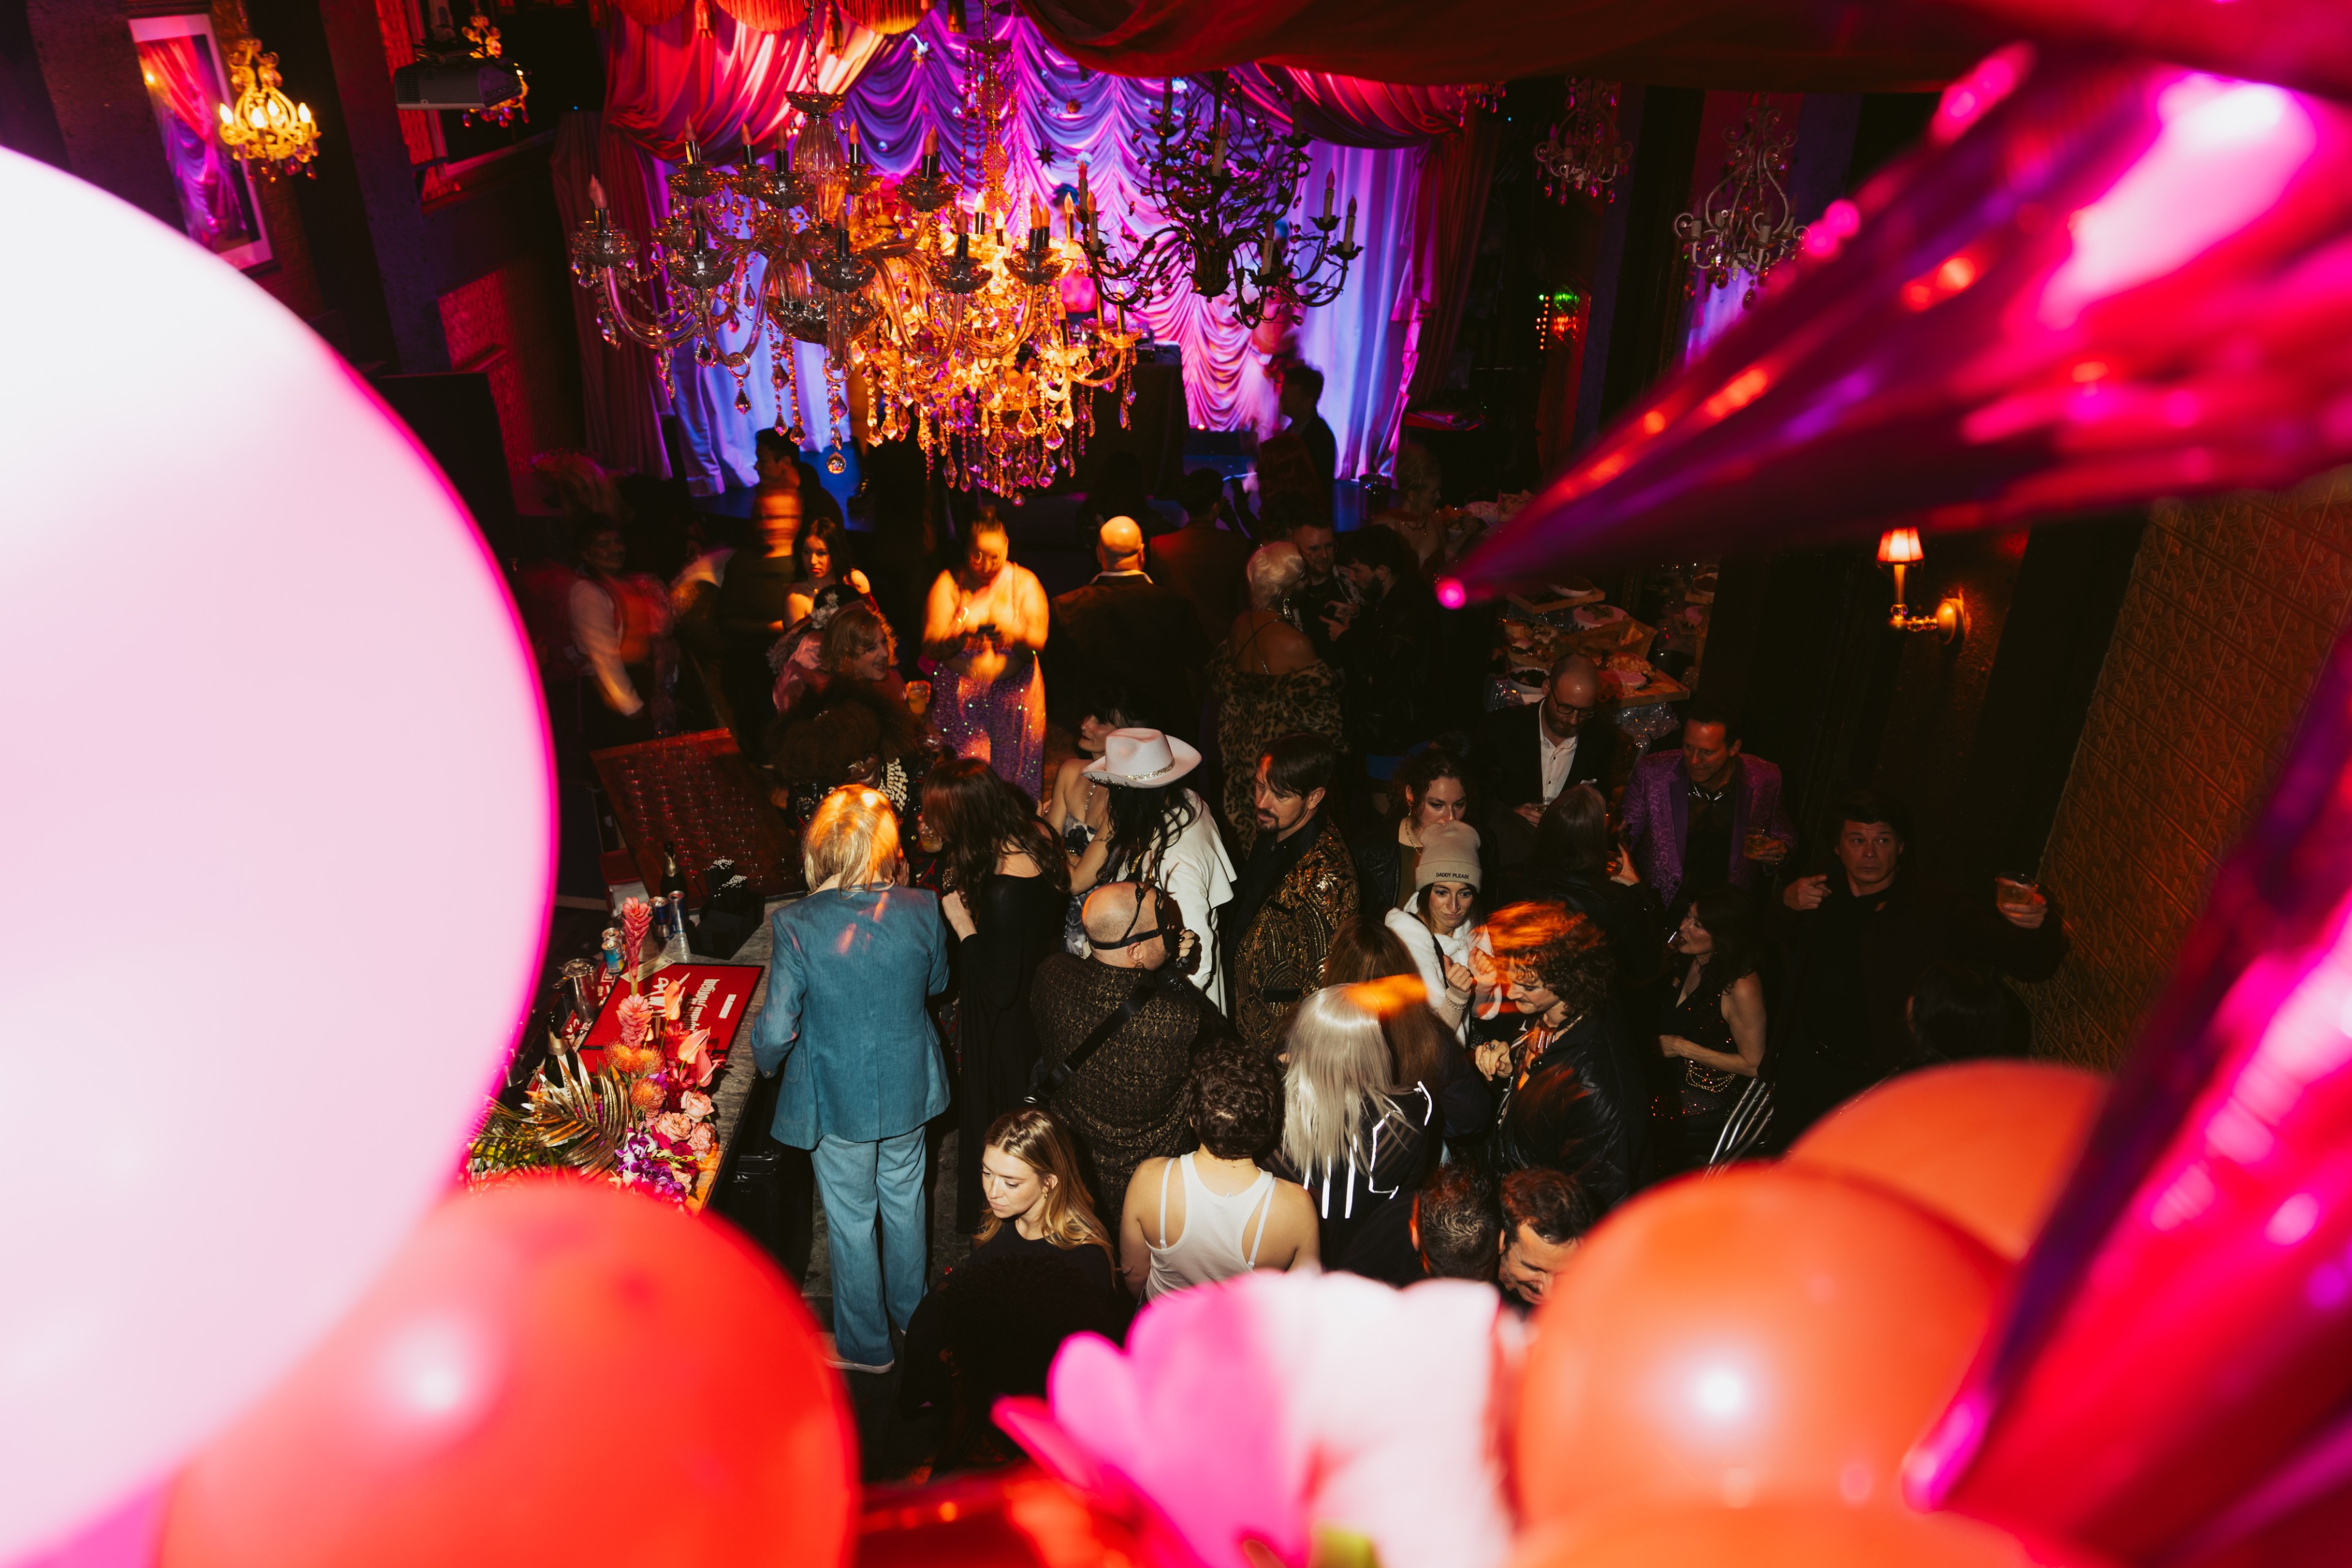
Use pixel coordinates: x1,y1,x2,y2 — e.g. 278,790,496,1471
615,993,652,1050
996,1272,1516,1568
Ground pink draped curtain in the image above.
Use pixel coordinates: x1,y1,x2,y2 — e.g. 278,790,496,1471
588,6,1464,484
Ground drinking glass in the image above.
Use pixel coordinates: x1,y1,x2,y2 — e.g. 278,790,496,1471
1994,874,2045,913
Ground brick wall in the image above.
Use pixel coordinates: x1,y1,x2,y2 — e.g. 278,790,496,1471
437,256,585,505
2022,472,2352,1068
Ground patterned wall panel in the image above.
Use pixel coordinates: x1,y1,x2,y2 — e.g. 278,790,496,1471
2024,472,2352,1067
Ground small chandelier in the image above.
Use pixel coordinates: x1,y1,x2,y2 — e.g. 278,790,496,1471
1535,78,1628,204
455,9,527,128
1077,73,1360,329
216,37,318,181
1674,93,1804,306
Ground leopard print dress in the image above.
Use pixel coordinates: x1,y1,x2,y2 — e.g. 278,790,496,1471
1208,639,1345,859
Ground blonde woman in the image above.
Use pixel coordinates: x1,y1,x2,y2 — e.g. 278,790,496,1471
752,785,951,1374
1274,981,1443,1286
969,1106,1118,1298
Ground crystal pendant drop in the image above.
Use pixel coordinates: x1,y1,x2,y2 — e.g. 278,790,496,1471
735,386,752,414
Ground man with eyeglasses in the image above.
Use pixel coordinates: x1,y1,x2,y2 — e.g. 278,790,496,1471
1469,651,1616,868
1619,698,1796,916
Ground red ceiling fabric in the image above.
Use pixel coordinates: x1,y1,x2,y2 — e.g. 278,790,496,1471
603,0,691,26
1018,0,2004,91
715,0,809,32
1248,67,1470,148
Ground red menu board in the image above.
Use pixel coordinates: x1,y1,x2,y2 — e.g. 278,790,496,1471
580,963,764,1073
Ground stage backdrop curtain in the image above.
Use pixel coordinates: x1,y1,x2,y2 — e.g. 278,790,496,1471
1018,0,2002,91
1399,105,1497,412
551,111,671,481
583,9,884,489
594,6,1444,488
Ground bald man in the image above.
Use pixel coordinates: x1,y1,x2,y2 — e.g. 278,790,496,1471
1469,650,1618,868
1029,881,1226,1224
1041,516,1209,742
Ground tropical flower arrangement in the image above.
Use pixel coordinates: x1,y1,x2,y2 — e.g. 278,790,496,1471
466,970,724,1207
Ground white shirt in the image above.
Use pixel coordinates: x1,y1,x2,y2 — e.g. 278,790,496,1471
1114,789,1237,1012
1385,907,1473,1041
1538,720,1580,804
572,577,666,717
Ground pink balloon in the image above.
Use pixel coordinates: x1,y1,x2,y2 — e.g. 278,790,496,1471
1449,47,2352,599
1909,625,2352,1560
1948,0,2352,103
0,148,550,1561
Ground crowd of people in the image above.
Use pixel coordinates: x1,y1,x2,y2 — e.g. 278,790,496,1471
531,366,2072,1467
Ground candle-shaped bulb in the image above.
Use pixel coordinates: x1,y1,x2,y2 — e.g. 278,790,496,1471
922,124,939,157
1076,157,1090,206
589,175,608,214
1343,197,1356,245
1323,169,1334,219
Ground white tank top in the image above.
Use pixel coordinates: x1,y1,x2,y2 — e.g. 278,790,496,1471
1143,1152,1276,1300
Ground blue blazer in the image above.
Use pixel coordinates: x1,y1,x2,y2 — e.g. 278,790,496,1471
752,885,952,1148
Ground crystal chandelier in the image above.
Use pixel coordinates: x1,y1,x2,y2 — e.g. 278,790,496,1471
1076,72,1360,329
1674,93,1804,307
568,70,1133,497
1535,78,1628,204
215,36,318,181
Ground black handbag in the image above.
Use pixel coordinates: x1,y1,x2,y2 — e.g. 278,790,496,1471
690,861,764,959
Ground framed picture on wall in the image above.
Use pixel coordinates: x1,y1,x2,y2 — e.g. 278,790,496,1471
128,12,273,271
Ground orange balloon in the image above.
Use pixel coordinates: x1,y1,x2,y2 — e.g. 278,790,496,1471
1790,1061,2108,1261
1518,1502,2111,1568
161,1176,854,1568
1516,1167,2005,1526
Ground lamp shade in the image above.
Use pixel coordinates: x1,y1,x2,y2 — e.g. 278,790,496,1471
1878,527,1926,564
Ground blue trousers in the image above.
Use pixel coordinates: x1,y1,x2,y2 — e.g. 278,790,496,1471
811,1127,928,1368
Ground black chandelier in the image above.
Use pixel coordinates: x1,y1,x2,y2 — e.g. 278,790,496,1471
1074,72,1360,328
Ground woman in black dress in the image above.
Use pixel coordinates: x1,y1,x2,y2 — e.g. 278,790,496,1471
1660,884,1768,1167
927,757,1072,1230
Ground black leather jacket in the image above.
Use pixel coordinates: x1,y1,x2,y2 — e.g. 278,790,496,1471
1486,1000,1658,1213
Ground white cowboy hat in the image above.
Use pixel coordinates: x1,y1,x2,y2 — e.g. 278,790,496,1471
1081,727,1202,788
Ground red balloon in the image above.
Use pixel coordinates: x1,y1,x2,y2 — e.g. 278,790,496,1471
1790,1062,2108,1262
1517,1502,2109,1568
855,1468,1151,1568
1516,1167,2004,1526
159,1176,855,1568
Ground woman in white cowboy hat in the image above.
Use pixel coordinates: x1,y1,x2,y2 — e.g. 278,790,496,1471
1072,728,1238,1012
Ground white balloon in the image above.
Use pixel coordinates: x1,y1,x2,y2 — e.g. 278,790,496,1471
0,147,551,1559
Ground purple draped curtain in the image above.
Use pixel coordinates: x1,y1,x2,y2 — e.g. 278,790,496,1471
592,6,1454,486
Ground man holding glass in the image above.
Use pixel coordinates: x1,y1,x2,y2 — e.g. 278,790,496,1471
1617,699,1796,916
1769,790,2067,1146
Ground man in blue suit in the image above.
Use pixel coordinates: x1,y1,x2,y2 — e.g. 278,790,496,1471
755,785,951,1374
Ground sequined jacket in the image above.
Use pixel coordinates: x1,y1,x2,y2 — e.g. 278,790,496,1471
1232,816,1360,1052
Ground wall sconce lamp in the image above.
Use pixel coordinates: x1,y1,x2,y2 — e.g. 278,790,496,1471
1877,528,1965,640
